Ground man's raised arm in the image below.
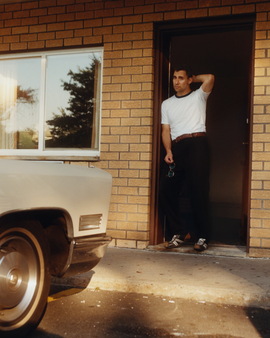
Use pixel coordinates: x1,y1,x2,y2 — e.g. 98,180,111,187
193,74,215,93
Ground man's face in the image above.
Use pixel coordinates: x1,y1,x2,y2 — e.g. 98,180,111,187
173,70,192,96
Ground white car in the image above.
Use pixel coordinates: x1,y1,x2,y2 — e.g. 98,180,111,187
0,160,112,337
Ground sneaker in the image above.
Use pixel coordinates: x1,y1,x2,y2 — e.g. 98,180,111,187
166,233,191,249
194,238,208,251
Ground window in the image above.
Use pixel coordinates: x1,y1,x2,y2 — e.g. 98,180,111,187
0,47,103,160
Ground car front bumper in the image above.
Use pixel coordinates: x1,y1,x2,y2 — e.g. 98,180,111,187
61,235,112,278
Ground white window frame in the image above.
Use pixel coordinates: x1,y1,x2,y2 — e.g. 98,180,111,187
0,47,103,161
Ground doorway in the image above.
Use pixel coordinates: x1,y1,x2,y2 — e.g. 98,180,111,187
151,15,254,247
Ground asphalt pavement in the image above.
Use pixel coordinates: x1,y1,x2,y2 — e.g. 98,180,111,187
52,244,270,308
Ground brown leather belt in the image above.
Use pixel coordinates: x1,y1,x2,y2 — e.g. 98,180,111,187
172,132,206,145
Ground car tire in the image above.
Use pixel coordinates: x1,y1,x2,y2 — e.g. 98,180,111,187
0,220,51,337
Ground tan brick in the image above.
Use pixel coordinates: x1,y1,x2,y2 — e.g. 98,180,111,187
113,24,132,34
116,239,136,248
47,23,64,31
38,32,55,40
251,209,270,219
137,241,149,249
253,124,264,133
94,9,114,18
130,126,152,134
120,153,140,161
122,83,142,91
130,144,151,152
100,152,119,161
112,93,131,102
120,118,140,126
254,96,270,105
128,196,149,204
48,6,65,14
252,161,263,170
251,189,270,199
84,36,102,44
127,230,149,240
249,248,270,258
250,228,270,237
250,238,261,247
251,181,262,189
251,200,262,209
119,170,139,178
102,101,121,109
39,0,56,7
264,200,270,209
28,41,45,49
262,239,270,248
111,110,130,118
139,187,151,196
123,49,143,58
117,221,137,230
209,6,231,16
140,153,152,161
264,181,270,189
131,109,151,117
250,218,262,228
14,10,30,19
254,86,265,95
123,15,142,25
129,161,151,170
107,229,126,238
101,135,120,144
22,1,38,10
255,58,270,67
232,4,255,14
65,21,83,30
129,178,150,187
255,66,266,75
103,16,122,26
263,220,270,228
110,127,130,135
110,144,129,152
39,15,57,24
84,18,102,28
4,35,19,43
177,0,198,10
186,8,208,18
5,3,21,11
119,187,138,195
110,195,127,204
255,77,270,86
132,74,153,83
46,39,63,48
11,42,27,50
257,2,270,12
12,26,28,34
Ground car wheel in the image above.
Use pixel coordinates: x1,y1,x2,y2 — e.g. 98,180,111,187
0,221,51,337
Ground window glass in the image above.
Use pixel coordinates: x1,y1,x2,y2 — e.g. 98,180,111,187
45,52,102,150
0,48,103,159
0,58,41,149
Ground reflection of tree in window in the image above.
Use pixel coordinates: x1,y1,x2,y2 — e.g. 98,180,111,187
0,84,38,149
46,57,100,149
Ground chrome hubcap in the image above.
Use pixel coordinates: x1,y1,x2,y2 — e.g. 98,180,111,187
0,251,29,308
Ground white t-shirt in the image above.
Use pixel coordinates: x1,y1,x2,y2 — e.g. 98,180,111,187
161,86,210,141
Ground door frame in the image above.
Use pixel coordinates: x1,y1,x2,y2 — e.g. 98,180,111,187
150,14,255,250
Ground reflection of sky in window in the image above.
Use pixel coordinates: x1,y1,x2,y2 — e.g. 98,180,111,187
45,52,101,121
0,58,41,132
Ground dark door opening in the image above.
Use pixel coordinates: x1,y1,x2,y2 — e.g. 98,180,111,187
151,16,254,247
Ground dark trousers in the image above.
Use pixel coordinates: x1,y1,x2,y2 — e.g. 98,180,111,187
159,136,210,241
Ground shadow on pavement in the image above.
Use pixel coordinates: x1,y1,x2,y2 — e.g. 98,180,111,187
246,307,270,338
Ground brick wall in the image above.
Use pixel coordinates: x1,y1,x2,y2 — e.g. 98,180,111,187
1,0,270,256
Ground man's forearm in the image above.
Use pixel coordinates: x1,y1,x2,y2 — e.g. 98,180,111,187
193,74,215,93
162,126,174,164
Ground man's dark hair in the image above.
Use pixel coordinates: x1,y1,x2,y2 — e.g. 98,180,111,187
172,64,193,78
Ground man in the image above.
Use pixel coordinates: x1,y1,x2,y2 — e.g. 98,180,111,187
159,65,215,251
